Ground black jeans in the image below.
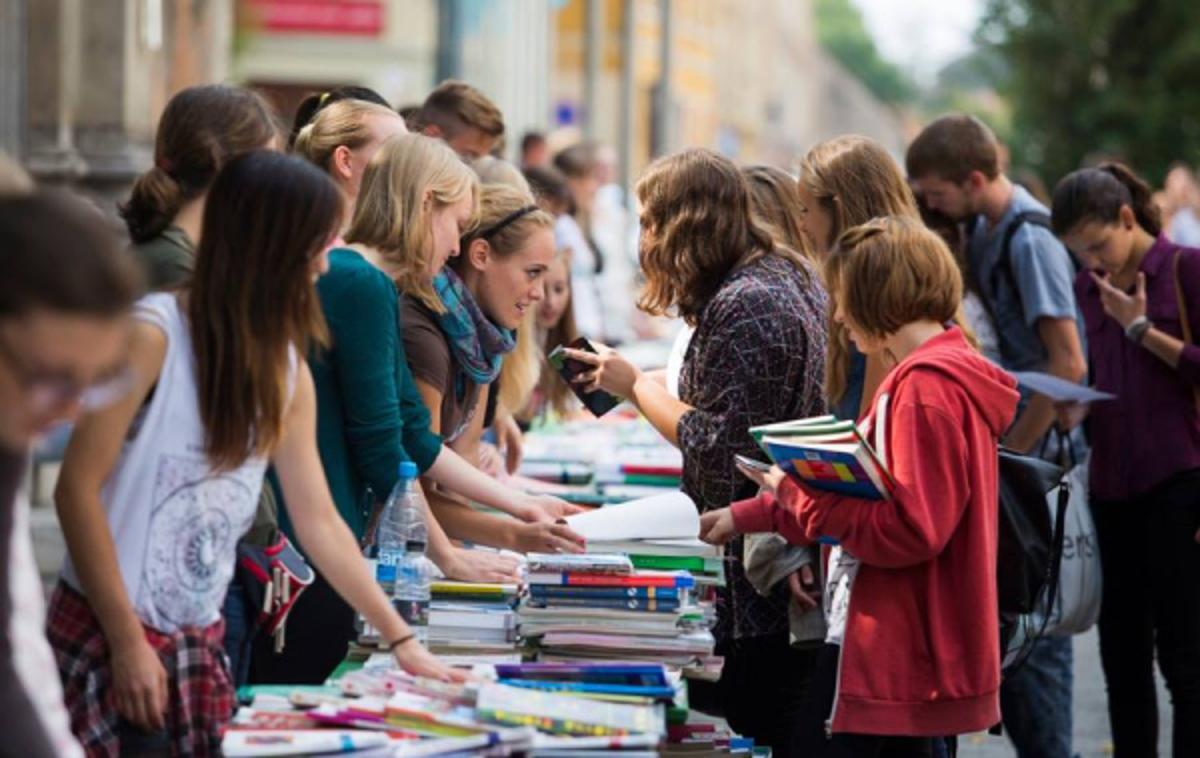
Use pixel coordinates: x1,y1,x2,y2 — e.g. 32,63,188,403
1091,469,1200,758
249,569,356,685
792,644,938,758
690,633,817,758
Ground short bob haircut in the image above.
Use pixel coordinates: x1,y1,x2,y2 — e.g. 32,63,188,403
637,148,800,325
345,133,479,312
825,216,964,341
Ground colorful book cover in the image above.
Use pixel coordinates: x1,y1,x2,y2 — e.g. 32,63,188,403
762,436,893,500
475,682,666,736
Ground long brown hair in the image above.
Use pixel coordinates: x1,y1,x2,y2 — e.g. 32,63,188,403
798,136,919,253
798,136,923,406
636,149,778,326
189,151,340,469
742,164,818,271
121,85,277,243
536,250,578,418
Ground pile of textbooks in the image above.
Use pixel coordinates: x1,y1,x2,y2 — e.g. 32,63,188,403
427,579,520,660
520,552,715,668
225,662,682,756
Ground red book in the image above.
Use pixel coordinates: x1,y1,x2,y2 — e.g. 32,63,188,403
526,570,694,589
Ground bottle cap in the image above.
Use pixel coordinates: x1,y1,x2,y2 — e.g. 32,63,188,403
397,460,418,479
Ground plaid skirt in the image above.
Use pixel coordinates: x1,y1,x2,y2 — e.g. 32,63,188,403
46,582,234,757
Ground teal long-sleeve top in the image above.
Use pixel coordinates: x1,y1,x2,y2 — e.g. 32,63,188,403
277,247,443,542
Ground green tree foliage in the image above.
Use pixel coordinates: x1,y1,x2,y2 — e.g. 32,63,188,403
978,0,1200,185
815,0,916,105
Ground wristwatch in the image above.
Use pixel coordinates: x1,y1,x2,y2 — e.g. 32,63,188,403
1124,315,1151,343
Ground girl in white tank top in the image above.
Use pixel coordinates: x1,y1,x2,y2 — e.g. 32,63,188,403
49,151,462,755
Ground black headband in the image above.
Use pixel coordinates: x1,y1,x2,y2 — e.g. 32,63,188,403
479,205,539,240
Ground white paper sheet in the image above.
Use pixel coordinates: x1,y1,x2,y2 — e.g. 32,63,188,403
1011,371,1117,403
564,491,698,541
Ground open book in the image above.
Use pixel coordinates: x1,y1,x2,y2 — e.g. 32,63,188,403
749,416,894,500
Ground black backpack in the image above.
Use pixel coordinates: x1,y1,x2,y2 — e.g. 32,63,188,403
967,212,1076,668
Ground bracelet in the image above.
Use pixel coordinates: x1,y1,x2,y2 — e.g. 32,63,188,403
386,633,416,652
1124,315,1151,343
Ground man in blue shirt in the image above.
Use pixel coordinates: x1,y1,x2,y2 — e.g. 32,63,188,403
908,114,1087,758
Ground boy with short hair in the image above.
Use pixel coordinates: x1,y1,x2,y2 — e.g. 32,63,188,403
411,80,505,161
908,113,1086,758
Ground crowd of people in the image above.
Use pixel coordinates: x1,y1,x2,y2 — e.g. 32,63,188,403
1,76,1199,758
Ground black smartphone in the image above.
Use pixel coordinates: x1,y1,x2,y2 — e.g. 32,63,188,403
734,454,773,473
548,337,623,417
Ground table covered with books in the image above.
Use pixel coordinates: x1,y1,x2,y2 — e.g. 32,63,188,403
223,411,769,756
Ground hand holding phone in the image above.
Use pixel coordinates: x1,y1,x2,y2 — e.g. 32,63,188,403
548,337,622,417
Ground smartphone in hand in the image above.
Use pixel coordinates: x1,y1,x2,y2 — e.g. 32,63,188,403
548,337,622,417
734,453,772,473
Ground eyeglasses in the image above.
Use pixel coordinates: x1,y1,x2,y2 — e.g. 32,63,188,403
0,327,134,414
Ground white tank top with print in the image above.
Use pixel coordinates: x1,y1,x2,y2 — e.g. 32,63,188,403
61,293,291,633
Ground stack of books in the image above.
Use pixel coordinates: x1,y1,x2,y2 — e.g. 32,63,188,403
751,415,894,500
520,553,714,667
427,580,520,660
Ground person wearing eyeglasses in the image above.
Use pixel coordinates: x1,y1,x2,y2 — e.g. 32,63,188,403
0,186,143,758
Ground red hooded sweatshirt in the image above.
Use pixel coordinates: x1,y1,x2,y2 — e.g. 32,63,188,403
731,327,1019,737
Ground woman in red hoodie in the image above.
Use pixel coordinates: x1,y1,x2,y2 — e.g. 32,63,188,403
700,216,1020,756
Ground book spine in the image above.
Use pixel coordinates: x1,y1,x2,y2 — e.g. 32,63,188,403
528,586,683,601
622,474,681,487
528,572,694,589
475,708,629,737
525,596,681,612
629,555,705,571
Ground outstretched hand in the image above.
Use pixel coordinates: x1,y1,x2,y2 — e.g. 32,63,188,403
699,507,739,545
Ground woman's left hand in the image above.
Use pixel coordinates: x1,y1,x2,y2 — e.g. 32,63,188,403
1092,270,1147,329
391,638,468,683
562,344,641,398
736,461,787,495
517,493,585,522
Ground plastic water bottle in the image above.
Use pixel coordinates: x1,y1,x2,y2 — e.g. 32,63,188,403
375,461,432,645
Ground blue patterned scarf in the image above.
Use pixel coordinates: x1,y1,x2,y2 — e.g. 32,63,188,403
433,268,516,385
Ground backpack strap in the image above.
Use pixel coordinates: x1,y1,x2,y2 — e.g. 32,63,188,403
987,211,1056,323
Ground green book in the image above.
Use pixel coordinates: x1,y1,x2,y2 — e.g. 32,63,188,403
623,473,682,487
630,554,719,573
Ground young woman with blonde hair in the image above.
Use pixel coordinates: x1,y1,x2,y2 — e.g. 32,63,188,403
257,134,578,685
797,135,975,421
292,97,408,220
564,149,828,756
400,182,583,548
702,216,1019,755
